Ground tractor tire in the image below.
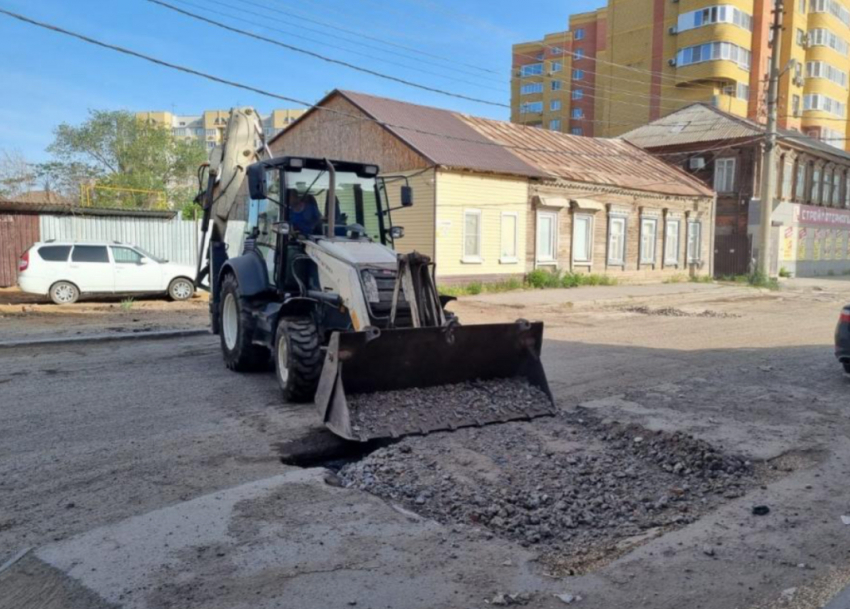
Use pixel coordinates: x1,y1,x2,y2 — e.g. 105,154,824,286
219,273,270,372
275,316,323,402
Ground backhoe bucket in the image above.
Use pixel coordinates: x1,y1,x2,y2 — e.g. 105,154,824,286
314,321,555,442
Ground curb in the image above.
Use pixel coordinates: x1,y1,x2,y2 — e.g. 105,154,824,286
0,328,210,349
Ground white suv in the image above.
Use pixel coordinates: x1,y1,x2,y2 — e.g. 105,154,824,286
18,241,196,304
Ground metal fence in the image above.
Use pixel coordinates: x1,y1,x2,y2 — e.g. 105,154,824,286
39,214,201,266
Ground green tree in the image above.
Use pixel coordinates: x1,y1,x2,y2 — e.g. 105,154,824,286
39,110,206,210
0,149,37,197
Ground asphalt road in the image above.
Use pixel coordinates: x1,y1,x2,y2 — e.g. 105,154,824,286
2,280,850,608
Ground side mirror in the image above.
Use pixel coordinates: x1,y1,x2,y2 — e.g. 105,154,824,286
400,185,414,207
247,163,268,200
389,226,405,240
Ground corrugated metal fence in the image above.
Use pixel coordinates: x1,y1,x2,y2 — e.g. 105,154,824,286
39,215,200,266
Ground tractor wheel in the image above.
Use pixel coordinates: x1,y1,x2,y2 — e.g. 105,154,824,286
275,316,323,402
219,273,270,372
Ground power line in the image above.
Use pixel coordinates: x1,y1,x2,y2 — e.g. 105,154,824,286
175,0,505,92
0,6,760,171
147,0,510,108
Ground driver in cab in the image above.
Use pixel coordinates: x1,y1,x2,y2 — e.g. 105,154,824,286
286,189,322,236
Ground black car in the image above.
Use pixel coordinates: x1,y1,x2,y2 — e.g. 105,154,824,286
838,305,850,374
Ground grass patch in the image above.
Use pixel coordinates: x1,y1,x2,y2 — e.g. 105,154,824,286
663,273,689,284
441,270,617,296
718,271,779,290
779,267,792,278
120,297,135,311
688,274,714,283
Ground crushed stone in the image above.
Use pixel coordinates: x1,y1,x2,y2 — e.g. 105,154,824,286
347,378,554,441
339,409,753,573
622,306,739,318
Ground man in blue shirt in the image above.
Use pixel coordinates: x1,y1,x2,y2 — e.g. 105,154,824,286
287,190,322,236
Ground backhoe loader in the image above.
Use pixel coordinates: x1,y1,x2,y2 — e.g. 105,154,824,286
194,108,554,442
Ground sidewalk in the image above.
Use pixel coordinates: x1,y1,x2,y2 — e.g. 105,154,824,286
462,281,745,309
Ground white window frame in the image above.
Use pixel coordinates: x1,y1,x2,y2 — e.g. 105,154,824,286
500,212,519,264
664,219,681,266
462,209,483,263
572,213,594,265
574,28,585,40
687,220,702,263
607,216,627,266
549,119,561,130
550,100,562,111
640,217,658,265
536,211,558,265
714,157,736,192
571,108,584,119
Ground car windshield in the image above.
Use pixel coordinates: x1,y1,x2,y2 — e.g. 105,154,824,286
133,246,167,263
285,168,382,241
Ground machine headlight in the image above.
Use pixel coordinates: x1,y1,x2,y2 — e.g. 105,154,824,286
361,271,381,304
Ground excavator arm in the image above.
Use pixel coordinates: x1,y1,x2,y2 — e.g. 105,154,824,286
195,107,266,290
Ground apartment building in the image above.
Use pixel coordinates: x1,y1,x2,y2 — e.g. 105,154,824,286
512,0,850,151
135,108,305,150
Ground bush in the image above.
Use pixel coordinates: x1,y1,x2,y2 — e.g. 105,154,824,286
778,267,792,278
465,282,483,295
527,269,560,289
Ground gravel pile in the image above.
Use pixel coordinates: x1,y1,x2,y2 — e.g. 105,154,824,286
339,411,752,567
347,378,555,441
623,306,737,318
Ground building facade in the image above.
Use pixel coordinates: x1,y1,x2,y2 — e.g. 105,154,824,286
624,103,850,277
512,0,850,151
136,108,305,151
266,90,714,284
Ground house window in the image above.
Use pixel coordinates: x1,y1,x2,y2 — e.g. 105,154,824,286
687,220,702,263
574,48,585,59
551,100,562,111
797,28,806,46
572,214,593,264
571,108,584,119
640,218,658,264
607,216,626,265
665,219,681,265
796,162,806,199
463,209,482,262
800,0,806,12
792,94,801,117
500,212,518,263
575,28,585,40
551,61,563,72
833,170,842,205
714,158,736,192
782,161,794,198
551,80,562,91
520,102,544,114
571,127,583,136
572,89,584,100
573,69,584,80
549,119,562,130
536,211,558,263
846,174,850,207
812,167,821,203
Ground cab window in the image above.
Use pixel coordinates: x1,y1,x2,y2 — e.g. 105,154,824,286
37,245,71,262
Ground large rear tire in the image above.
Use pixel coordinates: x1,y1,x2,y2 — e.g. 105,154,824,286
219,273,269,371
275,317,323,402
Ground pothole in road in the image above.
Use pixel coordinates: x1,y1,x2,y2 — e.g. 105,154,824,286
331,410,761,575
621,306,741,318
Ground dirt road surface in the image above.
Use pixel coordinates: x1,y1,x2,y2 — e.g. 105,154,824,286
1,279,849,608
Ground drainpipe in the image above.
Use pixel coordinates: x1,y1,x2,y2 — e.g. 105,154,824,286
325,158,336,238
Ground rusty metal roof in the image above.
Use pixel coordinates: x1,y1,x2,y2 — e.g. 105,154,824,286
337,90,547,178
460,115,714,198
622,103,850,162
0,198,176,218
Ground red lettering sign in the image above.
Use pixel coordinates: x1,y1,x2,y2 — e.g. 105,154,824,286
794,204,850,228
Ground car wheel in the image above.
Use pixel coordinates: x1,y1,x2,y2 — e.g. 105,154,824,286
219,273,270,372
168,277,195,301
50,281,79,305
275,316,323,402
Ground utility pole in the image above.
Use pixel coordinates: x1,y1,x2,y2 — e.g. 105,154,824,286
757,0,785,277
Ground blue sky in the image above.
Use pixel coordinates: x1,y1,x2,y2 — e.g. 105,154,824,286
0,0,588,162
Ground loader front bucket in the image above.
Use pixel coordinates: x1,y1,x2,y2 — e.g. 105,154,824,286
314,320,555,442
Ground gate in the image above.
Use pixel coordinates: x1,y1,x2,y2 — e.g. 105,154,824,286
714,234,751,277
0,213,39,288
